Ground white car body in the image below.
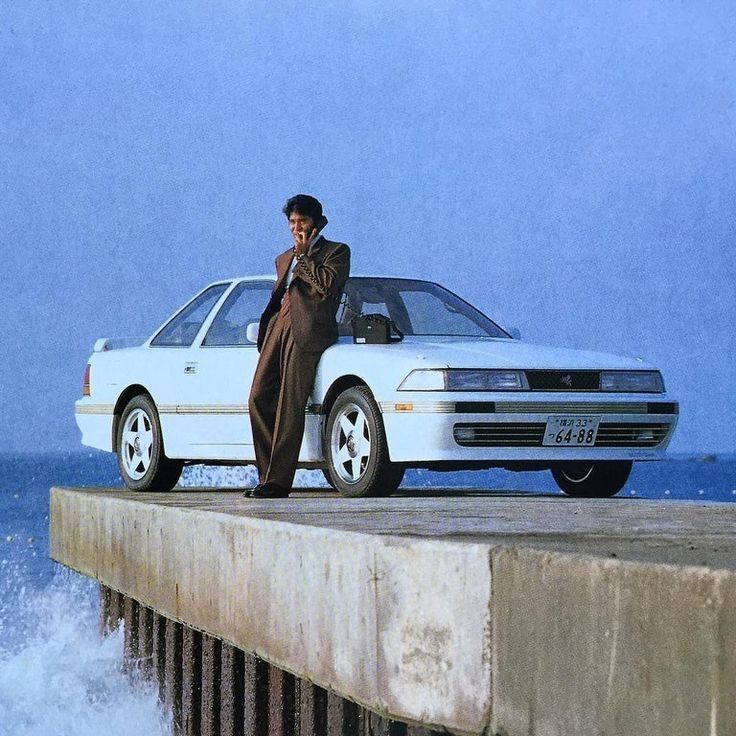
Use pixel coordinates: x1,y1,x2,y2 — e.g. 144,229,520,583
76,276,678,494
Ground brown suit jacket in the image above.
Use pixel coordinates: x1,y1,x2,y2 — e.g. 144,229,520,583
257,236,351,354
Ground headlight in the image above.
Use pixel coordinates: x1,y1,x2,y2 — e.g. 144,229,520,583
398,369,527,391
600,371,664,392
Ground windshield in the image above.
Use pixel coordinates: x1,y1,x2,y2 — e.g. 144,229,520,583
338,278,509,338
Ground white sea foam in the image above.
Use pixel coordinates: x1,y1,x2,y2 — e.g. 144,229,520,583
179,464,330,489
0,568,171,736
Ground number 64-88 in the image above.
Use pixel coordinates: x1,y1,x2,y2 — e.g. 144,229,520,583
556,428,596,443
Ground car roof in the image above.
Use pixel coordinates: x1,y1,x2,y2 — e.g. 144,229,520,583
222,274,436,286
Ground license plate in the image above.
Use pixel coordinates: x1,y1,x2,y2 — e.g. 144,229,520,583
543,416,601,446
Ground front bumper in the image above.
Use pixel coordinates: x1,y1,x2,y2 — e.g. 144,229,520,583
379,393,678,463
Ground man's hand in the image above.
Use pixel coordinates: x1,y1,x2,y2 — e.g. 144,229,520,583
293,227,317,256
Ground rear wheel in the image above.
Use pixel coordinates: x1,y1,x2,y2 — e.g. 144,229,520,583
116,394,183,491
551,460,632,498
323,386,404,498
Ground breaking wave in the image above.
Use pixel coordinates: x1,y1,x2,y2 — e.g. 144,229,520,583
0,565,171,736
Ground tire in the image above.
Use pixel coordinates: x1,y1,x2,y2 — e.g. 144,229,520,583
323,386,405,498
116,394,183,491
551,460,632,498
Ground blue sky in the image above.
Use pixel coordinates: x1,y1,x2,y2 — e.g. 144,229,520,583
1,1,735,453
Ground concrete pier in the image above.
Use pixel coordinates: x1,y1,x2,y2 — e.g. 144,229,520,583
50,488,736,735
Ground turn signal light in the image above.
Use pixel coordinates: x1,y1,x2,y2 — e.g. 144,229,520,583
82,364,91,396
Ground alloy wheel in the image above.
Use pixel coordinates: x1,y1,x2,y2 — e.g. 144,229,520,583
121,407,153,480
330,402,372,484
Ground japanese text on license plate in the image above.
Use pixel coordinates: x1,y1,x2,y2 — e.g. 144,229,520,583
543,416,601,446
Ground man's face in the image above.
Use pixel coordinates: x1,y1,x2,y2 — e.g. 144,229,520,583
288,211,315,240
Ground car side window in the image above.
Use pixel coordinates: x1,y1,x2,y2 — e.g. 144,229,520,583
151,284,229,347
203,281,273,346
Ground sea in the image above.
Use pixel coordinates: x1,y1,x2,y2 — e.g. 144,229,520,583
0,450,734,735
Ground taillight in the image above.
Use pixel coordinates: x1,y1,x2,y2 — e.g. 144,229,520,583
82,364,91,396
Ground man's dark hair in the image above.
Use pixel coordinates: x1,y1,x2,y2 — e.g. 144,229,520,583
283,194,323,222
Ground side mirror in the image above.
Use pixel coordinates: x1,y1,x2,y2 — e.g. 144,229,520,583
246,322,260,344
508,327,522,340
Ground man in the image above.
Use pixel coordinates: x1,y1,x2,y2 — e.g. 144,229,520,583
246,194,351,498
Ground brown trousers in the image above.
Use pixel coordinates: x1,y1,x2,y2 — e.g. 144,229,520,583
248,308,321,488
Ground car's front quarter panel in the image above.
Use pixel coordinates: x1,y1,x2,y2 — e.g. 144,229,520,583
313,340,450,403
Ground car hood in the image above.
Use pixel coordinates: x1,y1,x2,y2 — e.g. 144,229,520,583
377,336,654,371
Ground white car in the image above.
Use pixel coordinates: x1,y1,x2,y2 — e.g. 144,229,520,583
75,276,678,498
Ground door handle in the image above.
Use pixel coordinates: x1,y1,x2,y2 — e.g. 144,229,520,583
184,362,198,375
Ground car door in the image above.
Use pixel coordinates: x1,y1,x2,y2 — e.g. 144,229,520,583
174,280,273,460
145,283,231,458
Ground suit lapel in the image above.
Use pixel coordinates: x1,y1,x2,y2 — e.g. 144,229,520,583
272,237,333,300
307,234,325,258
273,249,294,295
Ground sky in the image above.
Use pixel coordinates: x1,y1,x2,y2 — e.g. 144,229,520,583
1,1,735,454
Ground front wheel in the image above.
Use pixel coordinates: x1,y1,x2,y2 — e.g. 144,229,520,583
323,386,404,498
116,394,183,491
551,460,632,498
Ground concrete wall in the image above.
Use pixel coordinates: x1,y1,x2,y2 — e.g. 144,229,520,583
51,488,736,735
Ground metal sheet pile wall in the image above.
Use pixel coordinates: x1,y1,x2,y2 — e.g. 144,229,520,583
100,586,441,736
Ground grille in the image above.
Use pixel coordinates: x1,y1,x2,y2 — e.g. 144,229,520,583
595,423,671,447
526,370,600,391
453,422,670,448
454,423,545,446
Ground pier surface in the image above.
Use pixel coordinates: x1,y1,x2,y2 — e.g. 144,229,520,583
50,488,736,735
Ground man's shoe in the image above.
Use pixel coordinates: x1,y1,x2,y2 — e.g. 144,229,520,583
243,483,268,497
249,482,290,499
243,483,268,498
